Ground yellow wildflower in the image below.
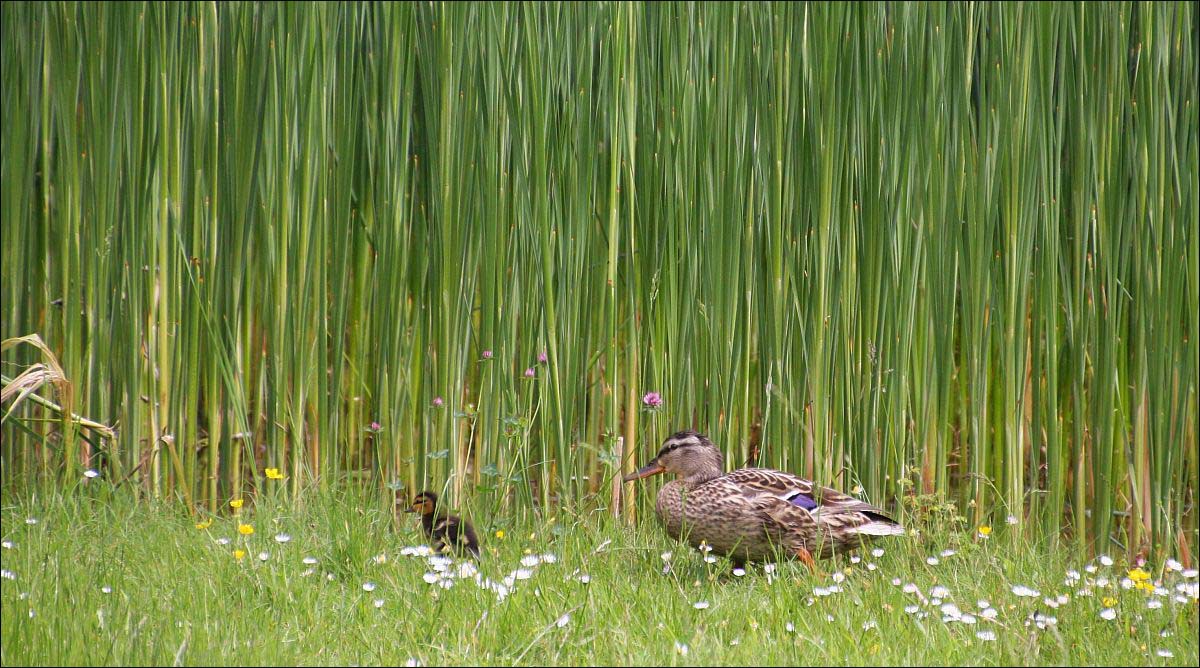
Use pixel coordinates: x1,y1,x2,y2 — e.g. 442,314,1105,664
1127,567,1151,582
265,468,284,480
229,499,244,509
978,525,992,537
495,530,506,539
238,524,254,536
234,549,246,561
195,519,213,530
1103,596,1118,607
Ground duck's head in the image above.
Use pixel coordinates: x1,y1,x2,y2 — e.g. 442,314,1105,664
404,490,439,515
623,430,724,483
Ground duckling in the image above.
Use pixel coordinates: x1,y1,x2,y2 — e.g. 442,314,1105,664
401,490,481,559
624,430,903,571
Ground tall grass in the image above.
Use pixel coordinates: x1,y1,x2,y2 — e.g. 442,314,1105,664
1,2,1196,557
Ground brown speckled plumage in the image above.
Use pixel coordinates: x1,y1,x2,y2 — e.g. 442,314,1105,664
626,430,903,569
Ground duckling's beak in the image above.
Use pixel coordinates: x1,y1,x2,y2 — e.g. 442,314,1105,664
623,461,666,482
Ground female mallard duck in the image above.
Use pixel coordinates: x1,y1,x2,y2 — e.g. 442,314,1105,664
624,430,903,570
401,490,481,559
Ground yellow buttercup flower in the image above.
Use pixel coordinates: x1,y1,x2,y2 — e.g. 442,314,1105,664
1103,596,1118,607
265,468,284,480
195,519,213,530
230,499,244,509
238,524,254,536
978,525,992,537
234,549,246,561
495,530,506,539
1127,567,1151,582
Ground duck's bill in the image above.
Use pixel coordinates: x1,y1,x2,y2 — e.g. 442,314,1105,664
623,462,665,482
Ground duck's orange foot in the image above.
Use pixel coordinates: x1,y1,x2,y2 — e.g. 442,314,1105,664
795,547,824,577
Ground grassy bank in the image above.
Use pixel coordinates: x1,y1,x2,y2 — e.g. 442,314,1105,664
1,487,1197,665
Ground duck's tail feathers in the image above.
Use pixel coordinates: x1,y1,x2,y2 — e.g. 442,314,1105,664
854,521,905,536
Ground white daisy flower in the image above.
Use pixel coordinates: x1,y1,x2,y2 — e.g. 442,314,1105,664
101,585,112,594
1099,608,1117,620
872,548,885,558
693,601,710,610
1005,515,1018,525
257,551,270,562
732,568,746,577
0,540,12,549
976,630,996,642
1099,555,1114,567
940,549,956,558
661,551,673,561
931,585,950,599
374,599,385,609
0,569,15,580
785,622,795,632
363,582,377,592
274,533,291,544
926,556,940,566
977,599,991,609
1156,649,1174,658
674,642,689,656
514,568,533,580
1011,584,1040,598
216,537,231,545
25,518,38,525
555,613,570,628
981,608,998,619
578,574,591,584
303,556,318,565
422,573,439,584
404,658,421,667
905,604,920,614
84,469,100,478
521,555,540,568
1165,559,1182,572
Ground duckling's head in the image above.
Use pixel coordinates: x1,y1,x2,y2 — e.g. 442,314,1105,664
405,490,439,515
623,430,724,483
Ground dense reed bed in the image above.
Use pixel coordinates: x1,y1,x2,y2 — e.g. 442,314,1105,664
1,2,1196,557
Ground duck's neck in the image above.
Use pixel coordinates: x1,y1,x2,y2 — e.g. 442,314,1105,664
420,512,441,533
681,464,724,488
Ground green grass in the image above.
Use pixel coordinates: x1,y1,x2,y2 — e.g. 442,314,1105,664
1,1,1196,558
2,487,1197,666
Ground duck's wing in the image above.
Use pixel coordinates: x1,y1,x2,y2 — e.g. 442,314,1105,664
726,468,902,532
436,514,481,559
